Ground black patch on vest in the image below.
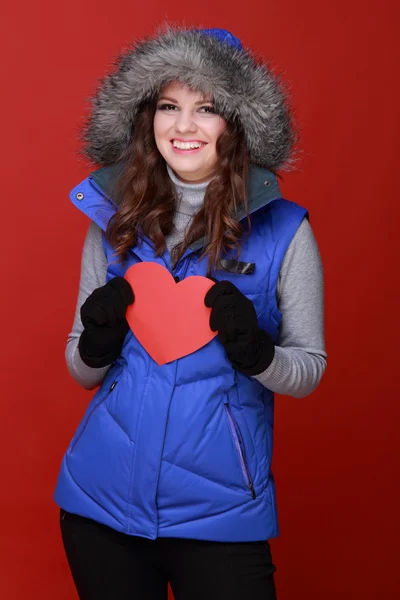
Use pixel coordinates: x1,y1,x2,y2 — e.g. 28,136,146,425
220,259,256,275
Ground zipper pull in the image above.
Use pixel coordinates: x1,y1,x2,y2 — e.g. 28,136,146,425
249,483,256,500
110,381,118,391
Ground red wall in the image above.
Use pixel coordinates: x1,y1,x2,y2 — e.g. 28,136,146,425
1,2,399,598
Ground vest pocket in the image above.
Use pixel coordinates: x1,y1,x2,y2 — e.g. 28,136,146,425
224,403,256,500
69,380,118,453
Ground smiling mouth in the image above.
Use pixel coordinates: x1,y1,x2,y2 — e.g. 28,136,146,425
171,140,207,151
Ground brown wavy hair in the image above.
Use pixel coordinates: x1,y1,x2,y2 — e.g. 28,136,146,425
107,98,249,271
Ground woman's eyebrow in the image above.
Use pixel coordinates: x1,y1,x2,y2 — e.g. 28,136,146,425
158,96,178,103
158,96,213,105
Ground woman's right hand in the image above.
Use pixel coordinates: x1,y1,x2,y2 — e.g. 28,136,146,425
80,276,134,327
78,277,134,368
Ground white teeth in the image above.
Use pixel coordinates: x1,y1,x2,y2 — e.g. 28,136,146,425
172,140,203,150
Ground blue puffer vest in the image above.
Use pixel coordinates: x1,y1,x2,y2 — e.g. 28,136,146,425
54,164,308,542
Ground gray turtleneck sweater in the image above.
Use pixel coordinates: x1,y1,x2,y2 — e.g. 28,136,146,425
66,167,327,397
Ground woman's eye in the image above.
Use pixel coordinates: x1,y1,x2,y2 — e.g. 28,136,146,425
157,104,177,111
156,103,216,114
199,105,215,114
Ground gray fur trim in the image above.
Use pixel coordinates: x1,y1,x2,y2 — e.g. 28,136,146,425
82,27,298,170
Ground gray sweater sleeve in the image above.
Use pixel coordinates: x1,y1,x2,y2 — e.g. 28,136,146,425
65,223,109,389
254,217,327,397
66,218,327,396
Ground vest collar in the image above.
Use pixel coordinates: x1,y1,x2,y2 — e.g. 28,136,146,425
90,163,282,251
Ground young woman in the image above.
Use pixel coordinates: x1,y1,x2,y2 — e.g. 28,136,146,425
55,27,327,600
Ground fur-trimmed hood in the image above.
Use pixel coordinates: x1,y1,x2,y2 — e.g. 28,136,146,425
82,27,298,170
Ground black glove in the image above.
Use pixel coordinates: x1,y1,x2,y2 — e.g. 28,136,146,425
78,277,134,368
204,281,275,376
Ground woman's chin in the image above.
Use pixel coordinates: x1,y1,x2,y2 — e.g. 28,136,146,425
168,161,214,184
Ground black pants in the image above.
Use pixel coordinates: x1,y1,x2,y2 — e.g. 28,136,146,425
60,509,277,600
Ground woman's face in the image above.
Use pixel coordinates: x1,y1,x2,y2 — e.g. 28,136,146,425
153,82,227,183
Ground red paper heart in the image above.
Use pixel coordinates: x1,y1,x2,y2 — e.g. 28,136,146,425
124,262,216,365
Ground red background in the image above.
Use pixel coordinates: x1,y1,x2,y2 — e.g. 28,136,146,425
1,1,399,598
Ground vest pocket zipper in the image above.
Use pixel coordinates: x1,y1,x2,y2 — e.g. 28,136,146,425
70,380,118,453
224,404,256,499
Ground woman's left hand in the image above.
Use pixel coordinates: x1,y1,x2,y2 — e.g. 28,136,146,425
204,280,275,375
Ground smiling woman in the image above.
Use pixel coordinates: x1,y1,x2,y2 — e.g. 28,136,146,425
55,26,326,600
153,82,227,183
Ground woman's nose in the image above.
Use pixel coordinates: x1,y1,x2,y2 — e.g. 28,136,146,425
174,110,197,133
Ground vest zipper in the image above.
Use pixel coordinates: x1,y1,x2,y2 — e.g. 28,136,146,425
70,381,118,453
224,404,256,500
